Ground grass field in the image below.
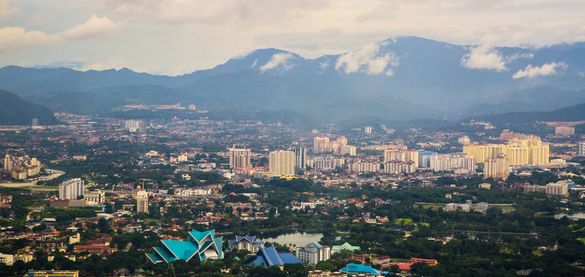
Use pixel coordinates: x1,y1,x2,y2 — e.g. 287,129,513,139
394,218,414,225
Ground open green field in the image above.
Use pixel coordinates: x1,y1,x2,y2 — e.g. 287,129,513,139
394,218,414,225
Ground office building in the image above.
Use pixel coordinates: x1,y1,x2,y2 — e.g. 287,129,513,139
136,189,149,213
296,242,331,265
269,150,296,177
483,155,509,180
228,147,252,170
555,126,575,136
59,178,84,200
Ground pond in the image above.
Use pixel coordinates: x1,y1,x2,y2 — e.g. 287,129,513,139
262,232,323,247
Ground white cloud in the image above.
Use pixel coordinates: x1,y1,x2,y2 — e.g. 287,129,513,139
259,52,296,73
335,41,399,76
62,15,124,40
512,62,568,79
461,44,507,71
0,15,124,53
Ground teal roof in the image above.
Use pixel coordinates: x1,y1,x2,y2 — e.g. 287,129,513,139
340,263,386,275
189,229,215,243
146,229,223,264
161,240,199,260
214,237,223,259
154,246,177,263
145,252,163,264
332,242,361,251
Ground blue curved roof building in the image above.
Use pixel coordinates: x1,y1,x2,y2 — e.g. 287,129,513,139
146,229,223,264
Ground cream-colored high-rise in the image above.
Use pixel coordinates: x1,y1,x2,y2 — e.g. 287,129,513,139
269,150,296,177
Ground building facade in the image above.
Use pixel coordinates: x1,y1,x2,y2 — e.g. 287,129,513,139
483,155,509,180
58,178,84,200
228,147,252,170
296,242,331,265
269,150,296,177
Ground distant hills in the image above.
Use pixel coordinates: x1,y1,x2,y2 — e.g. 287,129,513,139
1,36,585,122
0,90,59,125
475,102,585,124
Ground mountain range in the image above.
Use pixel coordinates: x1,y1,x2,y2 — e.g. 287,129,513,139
1,36,585,123
0,90,59,125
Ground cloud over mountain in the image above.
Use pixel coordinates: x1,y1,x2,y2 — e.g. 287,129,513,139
335,41,399,76
260,52,296,73
460,44,507,71
513,62,568,79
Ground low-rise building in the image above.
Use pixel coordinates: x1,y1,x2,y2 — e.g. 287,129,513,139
296,242,331,265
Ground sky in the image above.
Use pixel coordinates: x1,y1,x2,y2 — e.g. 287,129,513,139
0,0,584,76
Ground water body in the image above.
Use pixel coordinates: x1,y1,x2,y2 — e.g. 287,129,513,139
263,232,323,247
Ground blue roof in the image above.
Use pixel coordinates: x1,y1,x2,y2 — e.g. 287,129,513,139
236,235,256,243
161,240,198,261
245,247,300,267
261,246,284,266
279,253,301,264
340,263,381,275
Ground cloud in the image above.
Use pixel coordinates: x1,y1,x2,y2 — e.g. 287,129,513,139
0,15,124,53
512,62,568,79
335,41,399,76
62,15,124,40
0,0,18,19
259,52,296,73
105,0,329,24
461,44,507,71
0,27,59,53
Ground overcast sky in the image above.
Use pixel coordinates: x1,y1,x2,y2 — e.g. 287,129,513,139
1,0,584,75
